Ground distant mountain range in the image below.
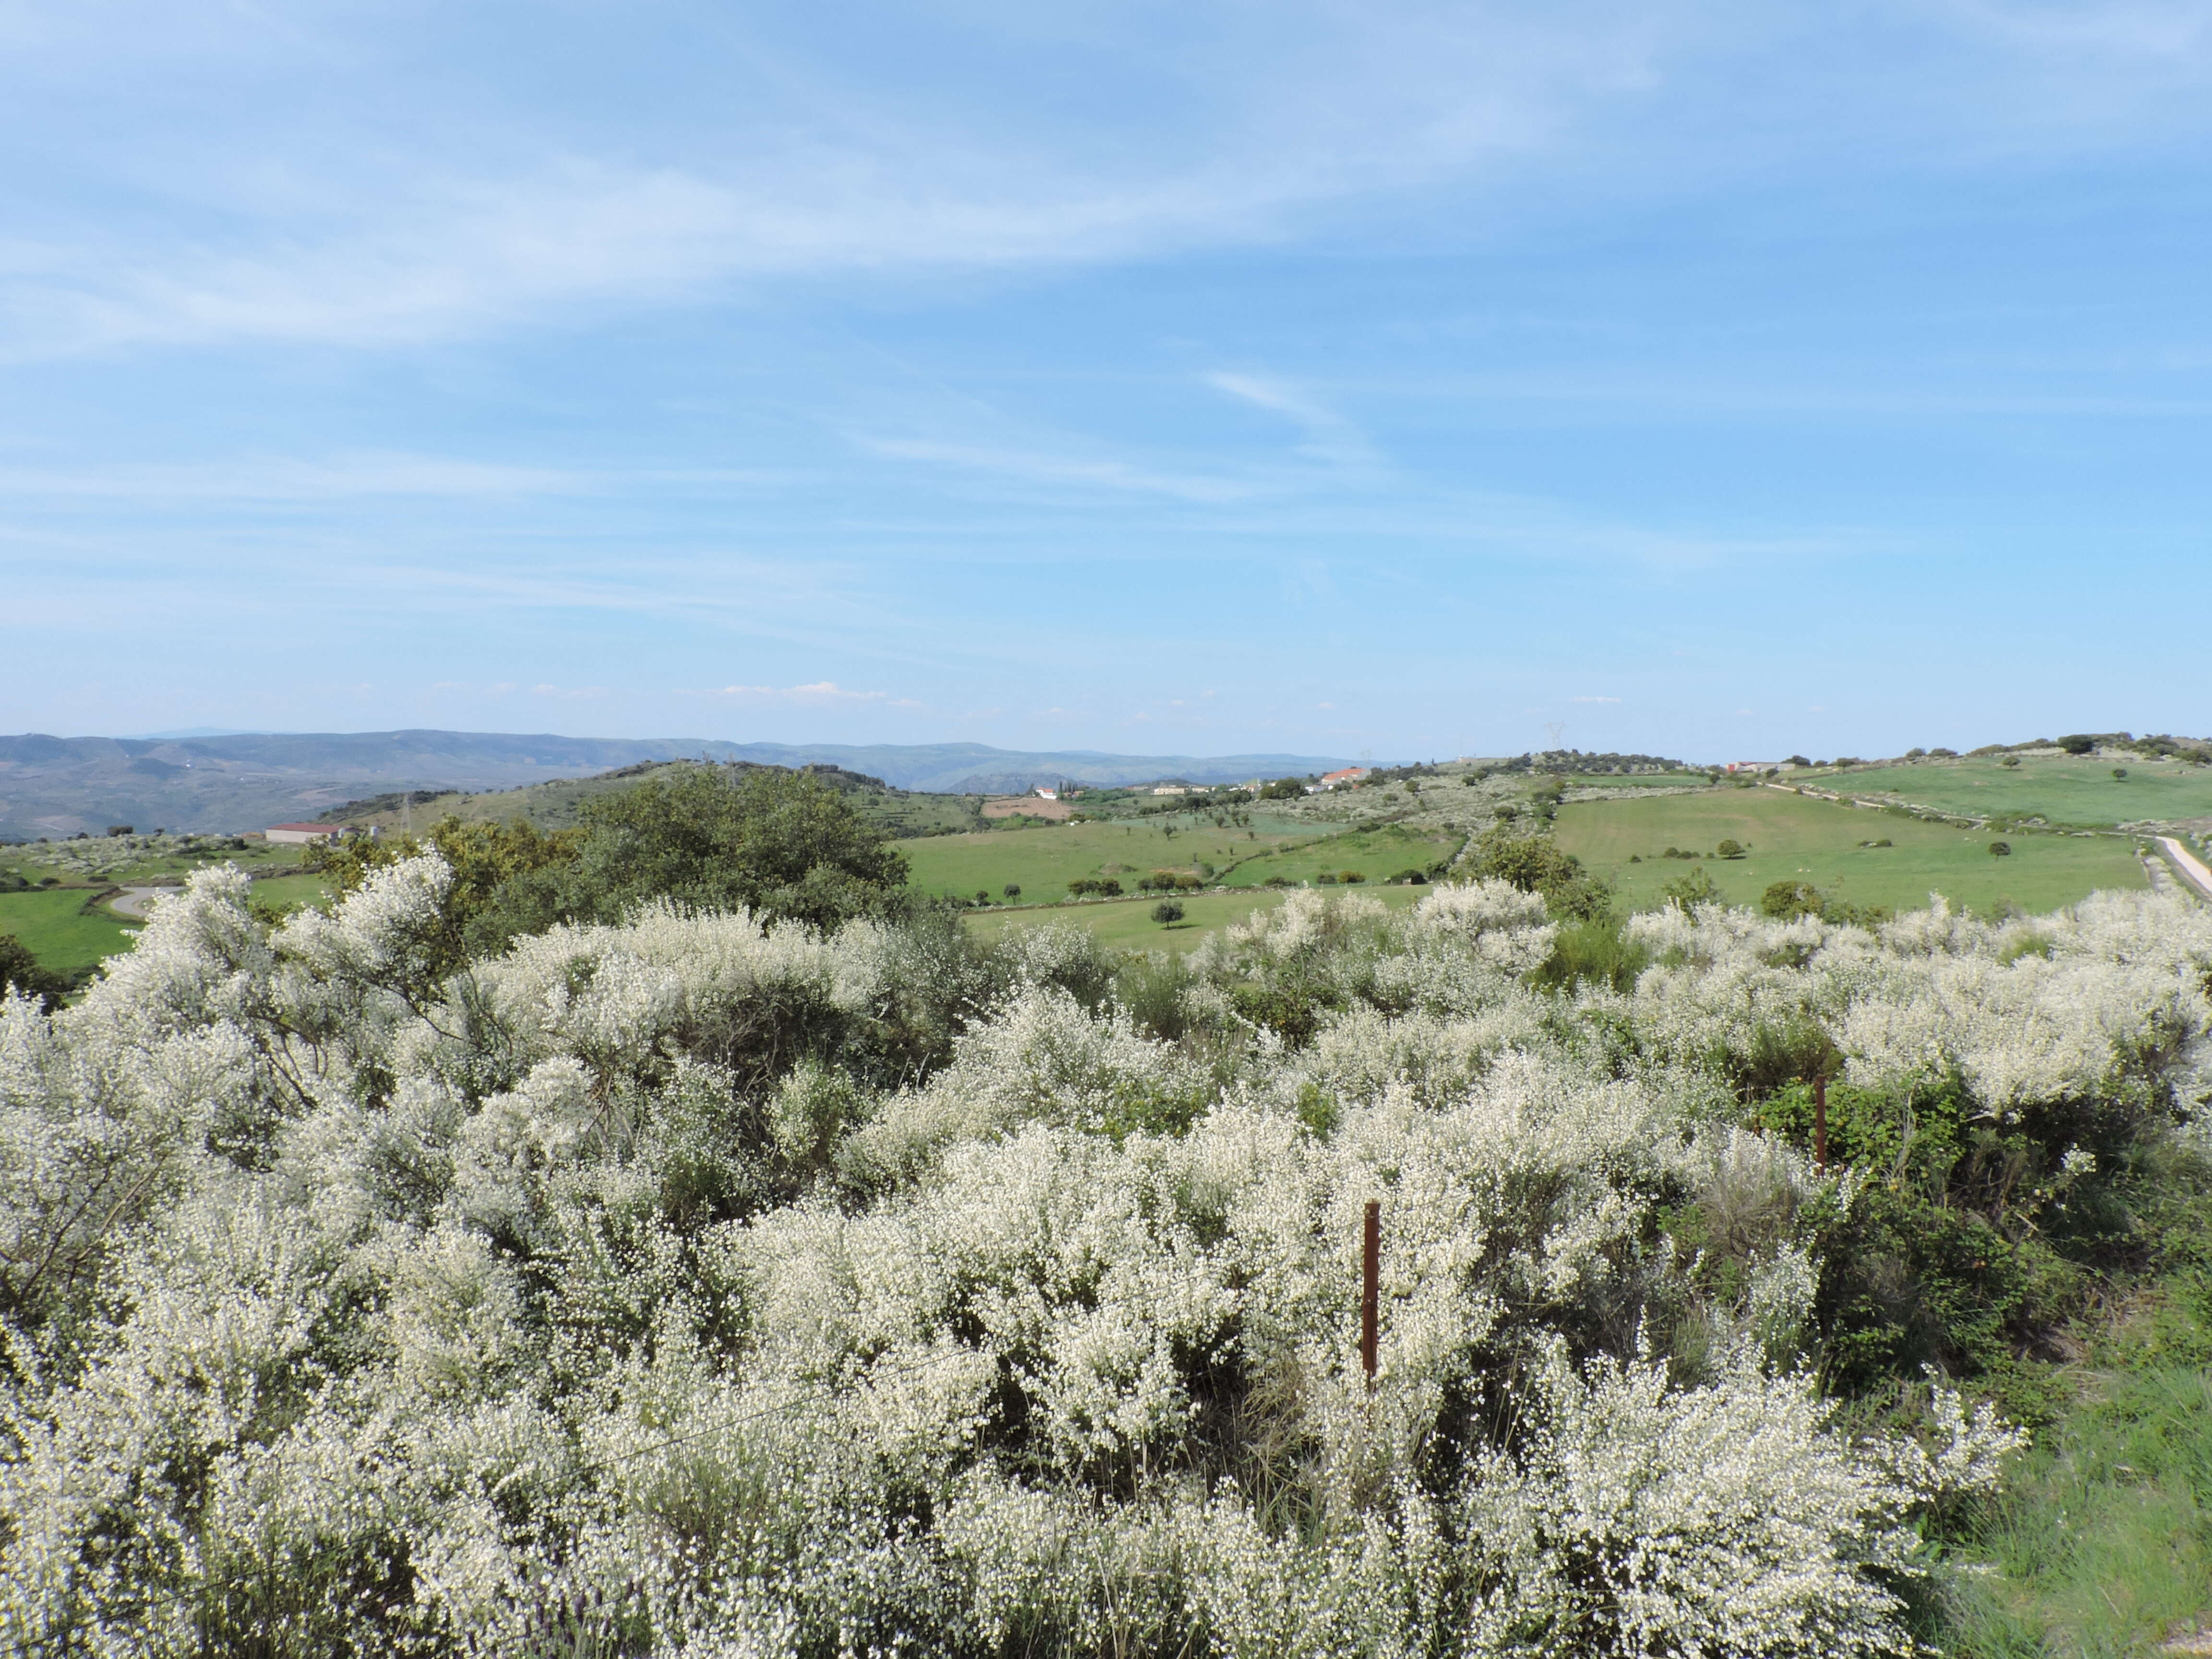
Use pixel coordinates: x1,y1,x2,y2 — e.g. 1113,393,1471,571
0,730,1360,838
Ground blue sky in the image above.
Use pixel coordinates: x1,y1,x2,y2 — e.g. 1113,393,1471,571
3,0,2209,763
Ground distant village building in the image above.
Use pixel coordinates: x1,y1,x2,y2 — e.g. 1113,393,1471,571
1151,786,1188,796
1034,787,1058,801
1318,767,1370,790
265,822,341,845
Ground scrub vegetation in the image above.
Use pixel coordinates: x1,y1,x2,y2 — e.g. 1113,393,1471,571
5,761,2212,1658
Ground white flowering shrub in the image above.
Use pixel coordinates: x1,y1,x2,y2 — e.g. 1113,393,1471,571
5,871,2204,1654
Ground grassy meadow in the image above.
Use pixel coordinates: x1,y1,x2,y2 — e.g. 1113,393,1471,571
965,880,1430,954
1554,788,2147,915
0,888,141,979
901,817,1459,902
1828,754,2212,827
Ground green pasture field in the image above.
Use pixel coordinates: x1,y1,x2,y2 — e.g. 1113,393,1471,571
1829,755,2212,828
1553,788,2147,916
0,838,304,886
965,882,1430,955
244,872,334,916
0,889,140,979
1557,773,1712,791
900,818,1457,902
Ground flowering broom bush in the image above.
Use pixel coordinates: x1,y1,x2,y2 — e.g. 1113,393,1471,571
4,864,2207,1656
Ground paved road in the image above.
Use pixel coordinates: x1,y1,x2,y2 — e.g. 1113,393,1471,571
106,886,177,919
2156,836,2212,903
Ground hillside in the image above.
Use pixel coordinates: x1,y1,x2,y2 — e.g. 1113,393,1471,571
0,731,1357,840
315,760,988,840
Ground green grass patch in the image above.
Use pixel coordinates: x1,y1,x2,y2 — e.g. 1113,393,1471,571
965,883,1428,955
899,817,1450,903
0,889,140,980
247,872,334,916
1554,789,2145,916
1832,755,2212,829
1940,1363,2212,1655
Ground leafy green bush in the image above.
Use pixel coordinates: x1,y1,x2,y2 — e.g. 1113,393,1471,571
1763,879,1825,920
1150,899,1185,924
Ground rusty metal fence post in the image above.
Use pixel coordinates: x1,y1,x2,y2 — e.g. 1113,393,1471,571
1361,1199,1380,1385
1814,1075,1829,1171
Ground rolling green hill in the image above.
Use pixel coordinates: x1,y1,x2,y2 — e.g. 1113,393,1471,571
1554,788,2146,915
1823,753,2212,828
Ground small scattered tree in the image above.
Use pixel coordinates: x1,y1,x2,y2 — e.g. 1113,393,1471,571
2058,734,2095,755
1990,842,2012,858
1002,883,1021,900
104,825,133,838
1150,899,1184,925
1716,839,1746,859
2112,768,2128,780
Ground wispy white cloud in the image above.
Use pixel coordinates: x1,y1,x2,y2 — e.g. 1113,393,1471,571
1571,694,1623,703
3,2,2209,359
858,436,1258,503
1207,372,1382,472
0,453,583,501
683,680,890,704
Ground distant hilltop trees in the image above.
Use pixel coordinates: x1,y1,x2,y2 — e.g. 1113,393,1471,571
1477,749,1694,776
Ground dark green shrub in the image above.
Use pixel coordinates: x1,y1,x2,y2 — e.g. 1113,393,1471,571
1717,839,1746,859
1762,880,1824,920
1990,842,2012,858
0,935,69,1009
1150,900,1185,925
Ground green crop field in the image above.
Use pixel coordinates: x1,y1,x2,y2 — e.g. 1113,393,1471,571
1827,755,2212,828
0,889,141,979
1554,788,2147,915
965,881,1430,955
900,817,1458,902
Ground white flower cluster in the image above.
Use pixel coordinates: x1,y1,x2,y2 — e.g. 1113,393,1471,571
1,861,2199,1655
